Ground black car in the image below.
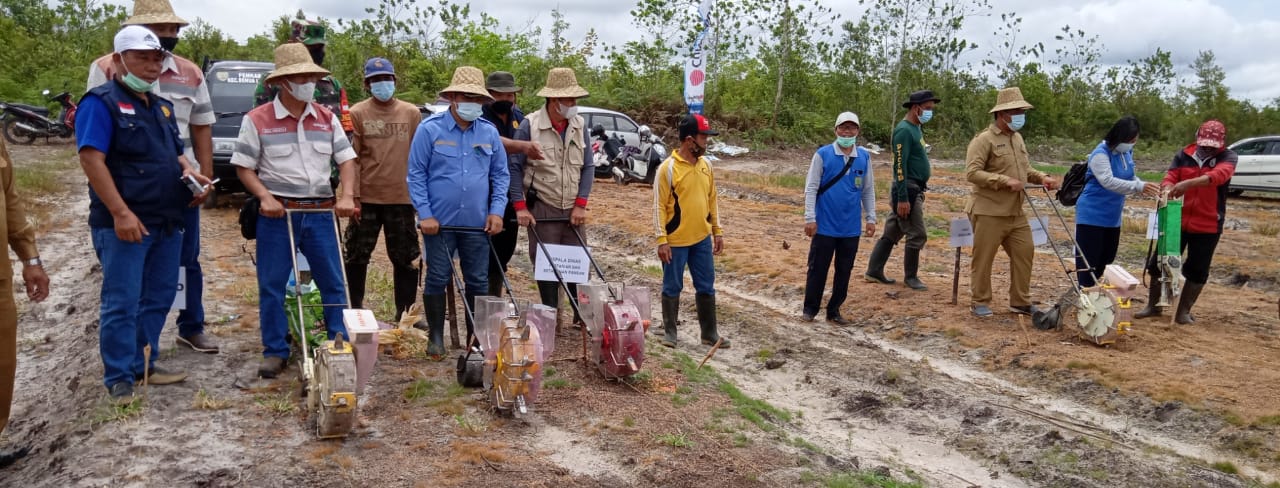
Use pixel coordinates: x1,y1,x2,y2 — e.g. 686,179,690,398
205,60,273,206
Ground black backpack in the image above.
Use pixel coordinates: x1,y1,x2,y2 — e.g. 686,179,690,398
1056,161,1089,206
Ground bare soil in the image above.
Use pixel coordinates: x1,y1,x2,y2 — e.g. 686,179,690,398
1,144,1277,487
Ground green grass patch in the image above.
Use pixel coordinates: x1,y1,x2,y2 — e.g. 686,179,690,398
90,397,144,426
1253,415,1280,428
822,471,925,488
656,432,694,448
254,392,295,415
674,351,718,384
544,378,581,390
789,435,823,454
720,381,791,431
732,432,751,447
404,379,440,401
1210,461,1239,475
721,171,807,190
642,265,663,278
622,416,635,428
544,366,557,378
671,392,697,407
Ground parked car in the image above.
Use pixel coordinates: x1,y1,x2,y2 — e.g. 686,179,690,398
580,106,644,148
1228,136,1280,196
205,60,274,206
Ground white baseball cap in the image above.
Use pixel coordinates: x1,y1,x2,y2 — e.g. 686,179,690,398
835,112,860,128
114,25,164,54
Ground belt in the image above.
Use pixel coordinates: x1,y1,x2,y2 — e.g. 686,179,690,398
275,196,335,209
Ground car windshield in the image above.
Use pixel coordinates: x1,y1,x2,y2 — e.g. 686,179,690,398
208,69,267,114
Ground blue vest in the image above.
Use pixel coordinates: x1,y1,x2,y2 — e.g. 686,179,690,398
83,81,187,230
1076,141,1134,228
815,144,869,238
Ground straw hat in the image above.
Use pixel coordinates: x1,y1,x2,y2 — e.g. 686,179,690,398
122,0,189,27
438,66,492,100
264,43,330,82
988,87,1034,113
536,68,589,98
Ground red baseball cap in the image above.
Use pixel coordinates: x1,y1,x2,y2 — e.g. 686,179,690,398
678,114,719,140
1195,120,1226,148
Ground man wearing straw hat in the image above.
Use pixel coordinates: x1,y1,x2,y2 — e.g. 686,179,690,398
508,67,594,327
87,0,220,354
964,87,1058,318
407,67,509,359
231,44,358,378
76,26,212,399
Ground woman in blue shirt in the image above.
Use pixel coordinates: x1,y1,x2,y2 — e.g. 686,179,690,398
1074,116,1159,287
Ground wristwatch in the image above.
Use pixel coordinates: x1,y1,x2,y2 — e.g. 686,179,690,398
23,257,41,267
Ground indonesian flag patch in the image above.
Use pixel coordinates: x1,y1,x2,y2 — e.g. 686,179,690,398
118,102,135,115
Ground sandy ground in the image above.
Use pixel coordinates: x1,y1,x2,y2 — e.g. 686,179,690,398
0,143,1276,487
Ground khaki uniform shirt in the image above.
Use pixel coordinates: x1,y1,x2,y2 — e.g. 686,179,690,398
0,139,39,278
964,123,1048,216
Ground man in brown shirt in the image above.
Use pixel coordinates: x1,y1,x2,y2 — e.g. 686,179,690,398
343,57,421,319
965,87,1058,317
0,137,50,467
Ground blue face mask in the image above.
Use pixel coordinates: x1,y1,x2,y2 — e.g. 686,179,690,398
455,102,483,122
918,109,934,124
1008,113,1026,131
370,81,395,102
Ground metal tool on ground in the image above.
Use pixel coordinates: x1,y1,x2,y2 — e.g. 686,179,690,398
562,224,651,380
284,208,367,438
437,226,522,388
1021,186,1135,346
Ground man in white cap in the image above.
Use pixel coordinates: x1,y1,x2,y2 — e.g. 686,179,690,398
75,25,211,401
801,112,876,325
231,43,357,378
87,0,219,354
407,66,509,359
964,87,1057,318
508,67,594,327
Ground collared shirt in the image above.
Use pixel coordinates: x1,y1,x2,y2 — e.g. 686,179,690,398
348,98,420,204
653,150,722,247
964,123,1048,216
88,53,214,169
0,138,40,278
406,111,509,228
230,97,356,198
804,142,876,227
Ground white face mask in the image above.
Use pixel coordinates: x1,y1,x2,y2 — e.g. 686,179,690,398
286,80,316,103
557,102,578,120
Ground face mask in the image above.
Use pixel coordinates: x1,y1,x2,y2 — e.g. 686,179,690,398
121,69,157,93
308,47,325,65
287,80,316,103
689,140,706,158
918,109,934,124
1008,113,1026,131
836,136,857,148
557,102,578,120
1195,146,1217,160
369,81,395,102
1114,142,1135,154
491,100,514,115
456,102,483,122
158,36,179,52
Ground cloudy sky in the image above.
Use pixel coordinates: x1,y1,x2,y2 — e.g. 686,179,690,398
127,0,1280,104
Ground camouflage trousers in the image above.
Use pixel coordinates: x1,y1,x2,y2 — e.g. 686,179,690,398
342,203,421,315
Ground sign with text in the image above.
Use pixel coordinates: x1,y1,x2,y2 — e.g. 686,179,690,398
1030,216,1049,246
171,266,186,311
949,218,974,247
534,244,591,284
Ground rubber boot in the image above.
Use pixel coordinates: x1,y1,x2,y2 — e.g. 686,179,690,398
1134,285,1163,319
661,295,679,348
1174,282,1204,325
903,248,928,291
864,239,897,284
424,294,447,359
345,264,368,309
392,265,418,321
695,293,731,349
568,283,582,325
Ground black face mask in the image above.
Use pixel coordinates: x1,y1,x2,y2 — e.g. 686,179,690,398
690,140,706,158
490,100,514,115
158,36,179,52
308,46,325,65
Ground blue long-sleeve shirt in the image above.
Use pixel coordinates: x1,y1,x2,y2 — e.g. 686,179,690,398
407,111,509,228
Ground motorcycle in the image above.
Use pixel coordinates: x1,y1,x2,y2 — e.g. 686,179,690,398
590,124,667,186
1,90,77,145
623,125,666,186
590,124,626,180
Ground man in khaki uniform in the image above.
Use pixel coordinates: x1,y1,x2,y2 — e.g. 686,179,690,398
0,138,51,467
508,68,594,325
964,87,1057,317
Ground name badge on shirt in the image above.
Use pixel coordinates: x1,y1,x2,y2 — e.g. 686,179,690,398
853,169,864,188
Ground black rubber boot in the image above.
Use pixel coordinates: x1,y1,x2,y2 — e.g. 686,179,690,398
392,265,418,321
537,280,560,309
1134,284,1163,319
1174,281,1204,325
903,248,928,291
568,283,582,324
864,239,897,284
661,295,679,348
424,294,447,359
695,293,731,349
345,264,368,310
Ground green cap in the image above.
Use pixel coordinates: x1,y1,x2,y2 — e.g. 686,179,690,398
290,16,327,46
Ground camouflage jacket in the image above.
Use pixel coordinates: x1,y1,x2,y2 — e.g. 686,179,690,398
253,75,353,133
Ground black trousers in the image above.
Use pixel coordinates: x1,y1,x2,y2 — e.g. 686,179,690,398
1074,223,1121,287
486,202,519,295
1146,232,1220,285
802,234,860,317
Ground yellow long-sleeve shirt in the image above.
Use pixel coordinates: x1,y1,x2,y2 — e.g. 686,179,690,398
653,151,723,246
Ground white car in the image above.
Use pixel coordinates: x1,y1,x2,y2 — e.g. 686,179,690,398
1228,136,1280,195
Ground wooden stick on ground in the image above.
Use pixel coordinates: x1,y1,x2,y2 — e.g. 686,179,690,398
697,338,723,370
1017,315,1032,349
142,343,151,395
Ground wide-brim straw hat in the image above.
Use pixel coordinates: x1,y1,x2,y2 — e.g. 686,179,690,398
988,87,1034,113
438,66,493,100
536,67,589,98
122,0,189,27
265,43,330,82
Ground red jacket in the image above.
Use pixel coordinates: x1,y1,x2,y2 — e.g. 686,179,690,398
1164,144,1236,234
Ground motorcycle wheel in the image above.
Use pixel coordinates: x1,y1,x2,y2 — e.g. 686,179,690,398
2,119,36,145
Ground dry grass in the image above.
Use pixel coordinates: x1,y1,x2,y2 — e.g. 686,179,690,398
449,440,508,465
193,389,232,410
1254,221,1280,237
